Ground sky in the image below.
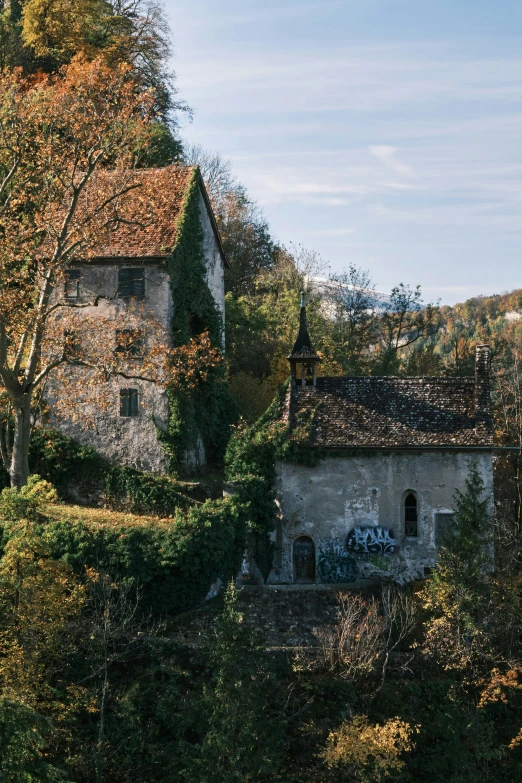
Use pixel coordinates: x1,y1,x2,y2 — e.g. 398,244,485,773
165,0,522,305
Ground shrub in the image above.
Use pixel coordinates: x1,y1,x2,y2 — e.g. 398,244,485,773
0,475,57,523
42,497,247,616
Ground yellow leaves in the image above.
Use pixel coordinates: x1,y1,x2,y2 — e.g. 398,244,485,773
0,521,85,709
323,715,417,783
509,728,522,750
22,0,110,62
477,666,522,709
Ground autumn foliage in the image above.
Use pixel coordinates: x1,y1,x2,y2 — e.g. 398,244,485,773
0,57,222,487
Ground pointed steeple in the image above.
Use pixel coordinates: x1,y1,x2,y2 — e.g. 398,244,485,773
288,292,321,386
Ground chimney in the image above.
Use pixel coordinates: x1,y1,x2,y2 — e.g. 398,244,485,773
474,344,491,426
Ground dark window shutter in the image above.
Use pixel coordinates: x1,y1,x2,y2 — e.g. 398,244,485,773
65,269,81,299
129,389,139,416
436,513,455,546
118,268,145,297
120,388,139,417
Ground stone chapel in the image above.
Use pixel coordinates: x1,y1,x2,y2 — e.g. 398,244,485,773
267,298,494,585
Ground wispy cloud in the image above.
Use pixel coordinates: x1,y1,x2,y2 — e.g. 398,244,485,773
173,0,348,30
303,227,356,237
369,146,414,177
171,1,522,303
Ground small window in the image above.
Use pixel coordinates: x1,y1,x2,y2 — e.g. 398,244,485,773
404,493,418,537
64,329,81,361
115,329,144,358
64,269,81,299
120,388,139,417
189,312,206,337
436,513,455,547
118,267,145,298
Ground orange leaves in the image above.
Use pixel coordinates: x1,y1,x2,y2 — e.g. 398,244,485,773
0,58,162,483
167,331,223,392
44,300,223,426
477,666,522,709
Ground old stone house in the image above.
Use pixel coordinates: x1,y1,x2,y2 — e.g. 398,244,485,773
48,165,228,472
268,300,494,585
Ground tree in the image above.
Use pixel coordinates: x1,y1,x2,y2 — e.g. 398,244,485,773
182,143,236,205
422,464,494,676
185,585,286,782
0,698,62,782
322,715,416,783
403,343,443,376
181,144,277,297
328,265,377,374
0,58,166,487
374,284,439,375
82,570,156,783
18,0,186,163
20,0,182,114
0,486,85,713
442,463,493,580
21,0,108,64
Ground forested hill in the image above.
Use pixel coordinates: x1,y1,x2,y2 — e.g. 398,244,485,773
404,288,522,379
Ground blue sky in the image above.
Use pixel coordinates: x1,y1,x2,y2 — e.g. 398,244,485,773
166,0,522,305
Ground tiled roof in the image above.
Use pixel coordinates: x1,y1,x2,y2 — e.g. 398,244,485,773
287,376,493,449
91,166,196,258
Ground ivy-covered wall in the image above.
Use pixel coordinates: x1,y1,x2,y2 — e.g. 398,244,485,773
224,383,317,578
161,170,235,474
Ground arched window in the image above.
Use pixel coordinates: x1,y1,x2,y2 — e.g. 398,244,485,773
293,536,316,583
404,493,418,537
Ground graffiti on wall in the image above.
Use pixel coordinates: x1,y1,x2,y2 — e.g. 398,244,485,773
317,538,358,584
346,526,398,558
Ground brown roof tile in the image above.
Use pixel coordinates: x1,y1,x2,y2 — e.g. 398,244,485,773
288,376,493,449
92,165,196,258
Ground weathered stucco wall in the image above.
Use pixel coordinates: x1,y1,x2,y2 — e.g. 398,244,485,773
199,191,225,338
47,261,172,473
270,450,494,584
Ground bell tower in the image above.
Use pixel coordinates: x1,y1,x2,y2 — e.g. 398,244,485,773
288,292,321,386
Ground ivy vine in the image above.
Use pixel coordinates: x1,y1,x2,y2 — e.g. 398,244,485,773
160,169,235,474
224,382,321,577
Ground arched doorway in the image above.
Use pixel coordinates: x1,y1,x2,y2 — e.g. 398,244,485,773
294,536,316,583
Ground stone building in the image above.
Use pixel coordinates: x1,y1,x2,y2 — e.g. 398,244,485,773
48,165,227,473
268,300,494,585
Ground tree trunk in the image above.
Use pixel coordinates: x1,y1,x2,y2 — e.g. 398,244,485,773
95,668,108,783
9,396,31,488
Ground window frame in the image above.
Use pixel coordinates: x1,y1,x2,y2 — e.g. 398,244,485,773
435,512,455,547
404,491,419,538
115,328,144,358
119,388,140,417
64,268,81,300
64,329,81,362
118,267,145,298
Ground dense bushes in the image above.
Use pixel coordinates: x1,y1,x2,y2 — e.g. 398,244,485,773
35,497,246,617
15,427,198,515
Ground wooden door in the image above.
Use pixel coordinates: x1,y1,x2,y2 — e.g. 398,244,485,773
294,536,315,583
